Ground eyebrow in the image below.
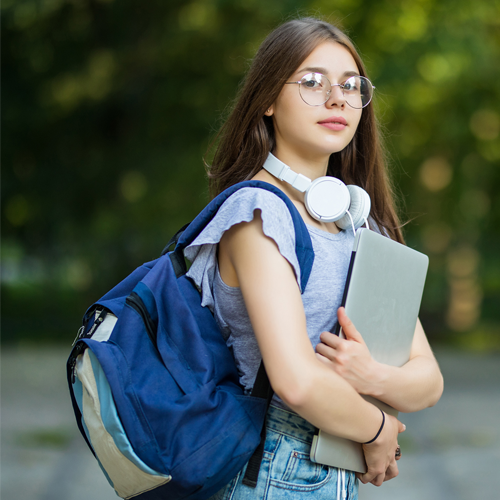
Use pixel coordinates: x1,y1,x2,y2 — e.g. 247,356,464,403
294,66,360,79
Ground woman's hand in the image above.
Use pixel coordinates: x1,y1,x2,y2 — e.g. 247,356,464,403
317,308,444,412
359,412,405,486
315,307,382,395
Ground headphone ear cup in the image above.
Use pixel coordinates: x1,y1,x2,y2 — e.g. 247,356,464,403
336,185,371,230
304,176,351,223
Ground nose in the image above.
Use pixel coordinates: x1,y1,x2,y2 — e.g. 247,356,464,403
325,84,345,108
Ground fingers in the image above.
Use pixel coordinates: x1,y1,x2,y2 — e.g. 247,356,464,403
337,307,364,342
357,471,369,485
382,460,399,482
359,460,400,486
315,352,334,367
315,340,339,361
398,421,406,434
359,469,385,486
358,459,387,485
371,473,386,487
318,330,342,349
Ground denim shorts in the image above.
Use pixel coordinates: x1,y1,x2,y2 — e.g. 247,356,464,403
209,405,358,500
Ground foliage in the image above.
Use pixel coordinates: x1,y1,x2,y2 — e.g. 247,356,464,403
2,0,500,344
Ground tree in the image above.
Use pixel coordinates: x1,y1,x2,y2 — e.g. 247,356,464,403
2,0,499,345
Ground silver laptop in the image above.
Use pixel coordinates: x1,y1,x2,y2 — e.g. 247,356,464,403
309,228,429,472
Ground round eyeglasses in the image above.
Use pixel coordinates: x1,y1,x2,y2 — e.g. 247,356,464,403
285,72,375,109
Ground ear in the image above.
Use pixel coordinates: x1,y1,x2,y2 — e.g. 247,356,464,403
264,106,274,117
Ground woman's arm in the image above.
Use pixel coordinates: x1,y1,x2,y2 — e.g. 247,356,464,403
219,211,404,484
316,308,444,413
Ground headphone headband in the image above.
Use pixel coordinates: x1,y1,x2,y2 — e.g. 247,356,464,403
262,153,311,192
262,153,371,229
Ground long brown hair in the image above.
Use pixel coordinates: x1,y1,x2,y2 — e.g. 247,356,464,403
206,17,404,243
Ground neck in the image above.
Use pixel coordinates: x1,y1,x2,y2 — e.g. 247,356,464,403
272,146,329,180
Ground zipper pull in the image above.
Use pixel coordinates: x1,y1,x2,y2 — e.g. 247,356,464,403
72,326,85,347
73,309,108,347
70,309,108,384
85,309,107,338
69,342,85,384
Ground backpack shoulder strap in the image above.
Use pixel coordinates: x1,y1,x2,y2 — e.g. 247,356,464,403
166,181,314,489
170,180,314,292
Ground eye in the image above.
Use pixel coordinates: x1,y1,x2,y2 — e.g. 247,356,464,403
342,77,359,92
301,73,324,89
303,80,319,88
302,79,322,89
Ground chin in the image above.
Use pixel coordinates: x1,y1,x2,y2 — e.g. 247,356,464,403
323,139,354,155
319,144,351,156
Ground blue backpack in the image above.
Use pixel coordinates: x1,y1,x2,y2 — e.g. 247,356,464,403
66,181,314,500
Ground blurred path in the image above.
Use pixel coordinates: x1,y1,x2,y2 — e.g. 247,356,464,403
2,346,117,500
361,349,500,499
2,346,499,500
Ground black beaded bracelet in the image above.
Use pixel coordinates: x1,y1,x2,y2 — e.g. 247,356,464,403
363,409,385,444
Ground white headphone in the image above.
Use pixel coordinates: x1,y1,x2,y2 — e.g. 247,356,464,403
263,153,371,231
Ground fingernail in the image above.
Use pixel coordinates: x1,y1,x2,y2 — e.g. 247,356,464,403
403,424,406,431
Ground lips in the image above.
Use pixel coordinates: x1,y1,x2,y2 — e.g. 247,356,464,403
318,116,347,131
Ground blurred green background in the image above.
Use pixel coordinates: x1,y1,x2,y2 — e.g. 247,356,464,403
2,0,500,348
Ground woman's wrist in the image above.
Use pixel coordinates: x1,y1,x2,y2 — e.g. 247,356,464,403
365,360,391,399
363,409,385,444
353,400,388,444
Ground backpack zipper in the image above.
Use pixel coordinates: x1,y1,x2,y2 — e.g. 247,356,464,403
125,291,159,352
72,308,109,346
69,309,109,383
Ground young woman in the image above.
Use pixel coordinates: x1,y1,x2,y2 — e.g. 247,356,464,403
184,17,443,500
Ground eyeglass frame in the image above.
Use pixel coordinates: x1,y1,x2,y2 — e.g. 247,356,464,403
284,72,376,109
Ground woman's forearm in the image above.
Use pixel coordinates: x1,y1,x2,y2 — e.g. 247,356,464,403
274,348,405,486
316,313,444,413
366,319,444,413
274,352,387,442
367,354,444,413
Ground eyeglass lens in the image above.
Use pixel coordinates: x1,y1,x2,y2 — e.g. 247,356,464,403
298,73,373,108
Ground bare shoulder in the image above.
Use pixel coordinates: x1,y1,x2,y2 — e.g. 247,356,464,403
219,209,295,288
219,210,268,255
219,210,272,287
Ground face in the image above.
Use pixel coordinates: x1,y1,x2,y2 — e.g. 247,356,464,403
267,41,363,164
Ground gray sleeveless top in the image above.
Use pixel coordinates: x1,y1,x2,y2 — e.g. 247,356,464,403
184,187,355,410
